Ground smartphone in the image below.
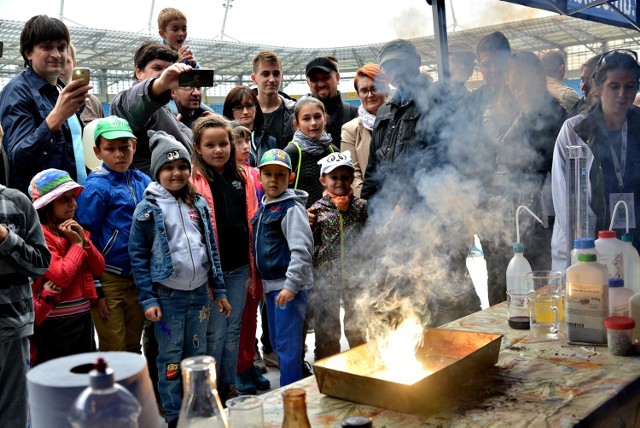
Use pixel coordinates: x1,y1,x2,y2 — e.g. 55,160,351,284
71,67,90,83
178,69,214,88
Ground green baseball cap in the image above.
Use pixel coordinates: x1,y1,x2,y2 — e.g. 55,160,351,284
93,116,136,143
258,149,292,170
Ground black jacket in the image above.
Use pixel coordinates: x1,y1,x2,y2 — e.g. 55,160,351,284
361,75,434,200
323,92,358,147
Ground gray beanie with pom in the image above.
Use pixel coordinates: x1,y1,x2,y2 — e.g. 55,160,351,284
148,130,191,180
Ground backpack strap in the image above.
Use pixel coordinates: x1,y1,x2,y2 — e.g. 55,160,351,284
292,142,302,189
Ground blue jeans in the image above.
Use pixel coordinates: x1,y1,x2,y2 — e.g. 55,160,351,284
155,283,210,423
265,288,309,387
207,264,249,396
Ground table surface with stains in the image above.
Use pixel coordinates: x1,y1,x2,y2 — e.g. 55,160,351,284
259,303,640,427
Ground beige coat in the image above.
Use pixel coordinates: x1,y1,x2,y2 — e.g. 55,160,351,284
546,76,579,113
340,117,371,198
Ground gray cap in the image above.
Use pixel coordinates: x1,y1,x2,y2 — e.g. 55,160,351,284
379,39,419,65
148,130,191,180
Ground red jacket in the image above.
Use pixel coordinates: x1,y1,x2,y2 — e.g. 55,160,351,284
191,166,260,295
32,227,105,308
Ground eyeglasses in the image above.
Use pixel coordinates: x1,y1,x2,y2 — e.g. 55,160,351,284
178,86,202,93
595,49,638,74
357,87,380,97
231,104,256,112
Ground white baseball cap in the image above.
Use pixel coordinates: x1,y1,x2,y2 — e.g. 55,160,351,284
317,151,354,177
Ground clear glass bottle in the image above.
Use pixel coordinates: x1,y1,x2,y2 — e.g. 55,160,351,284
68,358,141,428
282,388,311,428
177,355,228,428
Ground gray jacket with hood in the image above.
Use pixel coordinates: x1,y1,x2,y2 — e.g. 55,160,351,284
252,189,314,294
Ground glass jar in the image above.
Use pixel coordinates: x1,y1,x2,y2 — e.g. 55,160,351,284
605,316,635,356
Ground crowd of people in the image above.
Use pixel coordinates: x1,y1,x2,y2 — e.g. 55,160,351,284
1,7,640,428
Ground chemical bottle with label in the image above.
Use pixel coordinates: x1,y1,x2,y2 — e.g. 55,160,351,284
608,278,634,316
566,253,609,344
621,233,640,294
506,243,532,329
571,237,597,266
68,358,141,428
595,230,625,279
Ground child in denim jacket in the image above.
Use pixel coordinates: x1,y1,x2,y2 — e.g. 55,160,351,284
129,130,230,427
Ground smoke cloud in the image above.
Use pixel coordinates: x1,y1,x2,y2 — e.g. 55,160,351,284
337,56,558,345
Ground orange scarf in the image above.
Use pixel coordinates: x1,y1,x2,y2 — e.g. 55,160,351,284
323,189,352,212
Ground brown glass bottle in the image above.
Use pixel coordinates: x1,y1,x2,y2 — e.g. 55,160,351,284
282,388,311,428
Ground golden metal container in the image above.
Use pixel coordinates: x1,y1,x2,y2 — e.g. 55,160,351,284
313,328,503,415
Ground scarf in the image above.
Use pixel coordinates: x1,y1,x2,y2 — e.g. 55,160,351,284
323,189,353,212
293,130,332,156
358,105,376,131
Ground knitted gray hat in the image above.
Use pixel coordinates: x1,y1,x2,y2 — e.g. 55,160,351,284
148,130,191,180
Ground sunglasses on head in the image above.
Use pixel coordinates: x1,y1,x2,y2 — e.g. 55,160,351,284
595,49,639,74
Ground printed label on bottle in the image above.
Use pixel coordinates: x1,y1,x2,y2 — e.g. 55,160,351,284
566,283,607,330
512,295,527,310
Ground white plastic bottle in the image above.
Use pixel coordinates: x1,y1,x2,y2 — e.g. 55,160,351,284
608,278,634,316
629,293,640,342
595,230,625,279
621,233,640,294
506,243,532,329
571,238,597,266
506,243,532,294
566,253,609,344
68,358,141,428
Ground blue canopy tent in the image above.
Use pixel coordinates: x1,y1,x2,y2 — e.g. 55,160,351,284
501,0,639,31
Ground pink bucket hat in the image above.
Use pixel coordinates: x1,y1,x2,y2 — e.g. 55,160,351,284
29,168,83,210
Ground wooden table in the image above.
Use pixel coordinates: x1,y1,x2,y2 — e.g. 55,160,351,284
259,303,640,427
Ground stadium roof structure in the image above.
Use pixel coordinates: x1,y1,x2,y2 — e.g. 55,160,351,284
1,14,639,94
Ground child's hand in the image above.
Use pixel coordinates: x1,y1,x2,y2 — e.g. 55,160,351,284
145,306,162,322
67,220,88,246
276,289,295,309
178,45,195,66
0,224,8,242
58,220,84,246
307,207,317,226
216,298,232,317
43,280,61,293
92,297,110,320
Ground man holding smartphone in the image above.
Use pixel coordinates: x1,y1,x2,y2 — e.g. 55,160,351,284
0,15,91,194
111,41,193,176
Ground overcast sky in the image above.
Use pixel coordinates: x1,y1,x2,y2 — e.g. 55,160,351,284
0,0,553,48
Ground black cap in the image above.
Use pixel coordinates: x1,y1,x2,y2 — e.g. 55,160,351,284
305,57,338,76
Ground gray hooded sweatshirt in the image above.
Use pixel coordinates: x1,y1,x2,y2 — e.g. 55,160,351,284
259,189,314,294
146,182,210,290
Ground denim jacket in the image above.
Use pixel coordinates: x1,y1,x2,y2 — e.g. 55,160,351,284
251,189,313,294
129,187,226,312
0,67,79,193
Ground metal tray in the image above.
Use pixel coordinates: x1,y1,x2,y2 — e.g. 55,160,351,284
313,328,503,415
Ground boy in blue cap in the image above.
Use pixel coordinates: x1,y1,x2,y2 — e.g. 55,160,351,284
252,149,313,386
